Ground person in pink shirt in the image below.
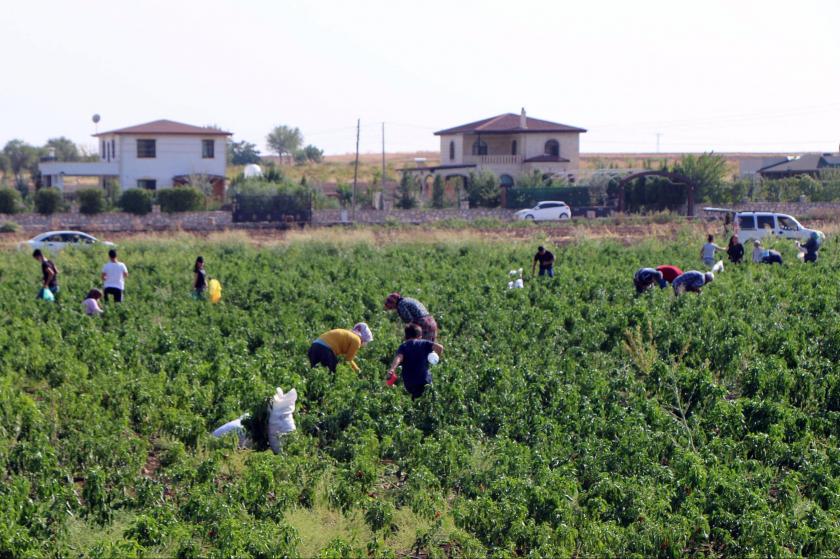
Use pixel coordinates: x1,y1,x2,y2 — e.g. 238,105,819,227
83,289,103,316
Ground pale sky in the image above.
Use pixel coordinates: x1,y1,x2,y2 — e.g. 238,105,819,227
2,0,839,156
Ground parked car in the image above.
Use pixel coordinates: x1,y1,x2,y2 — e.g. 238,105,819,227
513,201,571,221
703,208,824,243
21,231,115,251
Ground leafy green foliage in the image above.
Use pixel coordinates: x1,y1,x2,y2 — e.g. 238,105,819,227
119,189,153,215
228,140,262,165
157,187,205,213
78,188,105,215
431,175,445,209
465,170,500,208
33,187,64,214
266,125,303,157
0,187,23,214
396,174,418,209
0,234,838,557
674,152,728,202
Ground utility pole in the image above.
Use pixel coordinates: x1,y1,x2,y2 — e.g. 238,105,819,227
352,118,360,221
381,122,386,210
656,132,662,154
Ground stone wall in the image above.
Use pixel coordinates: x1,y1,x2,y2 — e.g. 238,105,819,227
311,208,517,225
0,207,518,233
1,203,836,234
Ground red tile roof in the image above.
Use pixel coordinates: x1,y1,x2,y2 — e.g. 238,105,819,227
94,119,232,137
435,113,586,135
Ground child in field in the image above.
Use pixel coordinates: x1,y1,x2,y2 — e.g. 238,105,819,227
193,256,207,299
386,324,444,399
700,235,724,267
83,289,103,316
33,249,59,297
308,323,373,373
673,271,714,295
633,267,665,293
727,235,745,264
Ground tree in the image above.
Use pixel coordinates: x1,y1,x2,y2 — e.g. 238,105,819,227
336,184,353,208
396,173,418,209
228,140,261,165
465,171,501,208
302,145,324,163
266,125,303,157
674,152,728,202
45,137,81,161
431,175,445,208
3,140,40,180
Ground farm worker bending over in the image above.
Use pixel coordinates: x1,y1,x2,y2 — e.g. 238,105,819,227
752,240,783,265
798,232,821,263
384,292,438,342
193,256,207,299
83,289,103,316
656,265,683,286
633,267,665,293
33,249,59,297
386,324,444,399
727,235,745,264
701,235,725,267
532,245,556,277
308,323,373,373
673,271,714,295
101,249,128,303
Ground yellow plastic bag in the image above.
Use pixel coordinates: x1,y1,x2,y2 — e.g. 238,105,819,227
209,279,222,304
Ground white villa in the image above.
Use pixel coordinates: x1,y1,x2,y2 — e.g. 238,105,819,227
39,120,232,196
405,109,586,187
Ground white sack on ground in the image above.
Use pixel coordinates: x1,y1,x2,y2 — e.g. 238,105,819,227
268,387,297,454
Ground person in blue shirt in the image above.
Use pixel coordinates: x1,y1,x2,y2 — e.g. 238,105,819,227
386,323,444,399
672,270,714,296
633,267,666,293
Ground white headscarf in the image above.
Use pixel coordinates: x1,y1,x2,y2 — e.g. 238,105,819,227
353,323,373,344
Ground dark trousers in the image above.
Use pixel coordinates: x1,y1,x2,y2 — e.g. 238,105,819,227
104,287,123,302
308,342,338,373
539,266,554,277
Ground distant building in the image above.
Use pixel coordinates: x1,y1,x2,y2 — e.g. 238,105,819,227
40,120,231,195
403,109,586,187
758,152,840,179
737,155,789,178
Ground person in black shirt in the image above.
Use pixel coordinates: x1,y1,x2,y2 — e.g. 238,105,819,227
32,249,59,296
726,235,744,264
386,324,444,399
531,245,556,277
193,256,207,299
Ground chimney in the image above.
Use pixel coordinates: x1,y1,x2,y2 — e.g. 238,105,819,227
520,107,527,129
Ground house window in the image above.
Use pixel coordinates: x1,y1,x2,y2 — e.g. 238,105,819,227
511,140,517,156
449,141,455,161
111,139,116,160
471,139,488,156
101,140,106,158
137,179,157,190
544,140,560,157
137,139,156,158
202,139,215,159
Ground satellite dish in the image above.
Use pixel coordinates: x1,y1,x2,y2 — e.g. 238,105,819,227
92,114,101,124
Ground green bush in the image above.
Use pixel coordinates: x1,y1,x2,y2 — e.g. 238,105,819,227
0,187,23,214
119,189,153,215
34,187,64,215
157,187,205,213
0,221,20,232
77,188,105,215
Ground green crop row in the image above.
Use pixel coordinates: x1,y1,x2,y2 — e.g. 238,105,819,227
0,234,838,557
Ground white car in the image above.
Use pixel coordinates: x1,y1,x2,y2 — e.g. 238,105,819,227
22,231,115,251
704,208,824,243
514,201,571,221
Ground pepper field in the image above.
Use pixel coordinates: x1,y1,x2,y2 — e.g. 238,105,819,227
0,231,838,557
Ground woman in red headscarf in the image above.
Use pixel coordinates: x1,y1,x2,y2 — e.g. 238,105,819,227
383,292,438,342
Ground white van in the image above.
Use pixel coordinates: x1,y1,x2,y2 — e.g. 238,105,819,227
704,208,823,243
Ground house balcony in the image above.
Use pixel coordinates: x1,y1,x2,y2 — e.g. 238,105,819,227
464,154,523,166
39,160,119,177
